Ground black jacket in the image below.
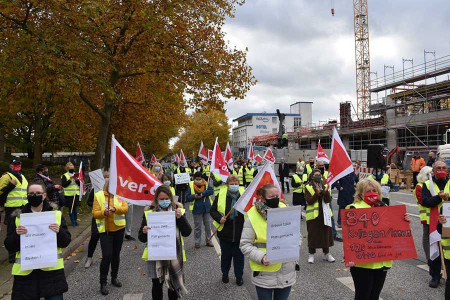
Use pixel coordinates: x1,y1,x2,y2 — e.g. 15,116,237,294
421,176,448,208
4,201,71,298
278,163,289,178
33,174,60,204
210,190,245,243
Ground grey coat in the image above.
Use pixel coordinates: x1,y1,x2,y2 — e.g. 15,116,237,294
239,217,297,289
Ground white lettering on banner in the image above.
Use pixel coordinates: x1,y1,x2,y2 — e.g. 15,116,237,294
119,176,148,194
138,184,147,193
119,177,128,187
129,182,138,192
150,186,157,195
147,211,177,261
322,201,332,227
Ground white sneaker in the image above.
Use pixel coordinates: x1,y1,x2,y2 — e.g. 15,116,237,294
308,254,314,264
324,253,335,262
85,257,93,268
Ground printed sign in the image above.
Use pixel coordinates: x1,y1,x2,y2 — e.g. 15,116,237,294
174,173,190,185
147,211,177,261
342,205,417,265
442,202,450,237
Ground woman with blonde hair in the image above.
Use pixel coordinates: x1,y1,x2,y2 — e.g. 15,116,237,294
151,162,164,181
346,178,410,300
61,162,80,226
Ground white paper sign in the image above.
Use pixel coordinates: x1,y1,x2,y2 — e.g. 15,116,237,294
174,173,190,185
89,169,106,193
322,201,332,227
147,211,177,261
381,186,390,198
20,211,58,271
443,202,450,228
266,206,301,264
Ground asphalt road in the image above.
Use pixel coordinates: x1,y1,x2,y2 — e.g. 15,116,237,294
64,190,444,300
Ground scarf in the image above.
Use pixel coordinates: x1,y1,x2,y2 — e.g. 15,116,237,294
254,200,269,220
193,179,206,193
154,205,188,297
227,190,240,220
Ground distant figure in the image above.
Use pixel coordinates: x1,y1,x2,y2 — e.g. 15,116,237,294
411,152,426,188
427,151,436,167
281,132,289,148
278,158,290,194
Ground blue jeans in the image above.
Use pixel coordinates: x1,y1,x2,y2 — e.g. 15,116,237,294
45,295,63,300
68,206,78,225
255,286,291,300
219,239,244,279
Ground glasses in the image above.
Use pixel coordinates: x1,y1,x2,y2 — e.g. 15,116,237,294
27,193,43,196
435,166,447,170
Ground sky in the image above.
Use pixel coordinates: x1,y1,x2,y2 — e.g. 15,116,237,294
223,0,450,126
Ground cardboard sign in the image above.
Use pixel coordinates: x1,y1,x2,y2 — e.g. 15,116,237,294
442,202,450,237
147,211,177,261
342,205,417,265
89,169,105,193
174,173,190,185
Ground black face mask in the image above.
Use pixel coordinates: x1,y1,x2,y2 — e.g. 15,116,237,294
313,175,322,183
42,171,49,177
265,197,280,208
69,169,75,174
28,194,43,207
310,162,314,166
318,167,324,174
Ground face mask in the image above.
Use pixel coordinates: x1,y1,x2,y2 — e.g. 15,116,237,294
265,197,280,208
28,194,43,207
363,192,379,206
69,169,75,174
310,162,314,166
313,175,322,183
436,169,448,180
229,185,239,193
318,167,324,174
43,171,49,177
158,200,171,208
195,179,203,184
247,165,251,168
11,165,21,172
164,180,171,186
297,172,303,175
155,166,161,171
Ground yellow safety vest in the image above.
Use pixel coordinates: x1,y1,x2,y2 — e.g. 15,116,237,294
442,236,450,260
169,186,176,197
232,167,244,185
292,174,304,193
323,171,328,179
94,191,126,233
188,181,212,211
306,164,313,176
212,173,227,196
177,168,192,174
245,168,255,184
12,210,64,275
246,202,286,272
5,173,28,207
203,165,211,177
423,180,448,220
141,209,186,262
212,186,245,231
305,184,333,221
345,201,393,269
413,183,430,224
63,172,79,197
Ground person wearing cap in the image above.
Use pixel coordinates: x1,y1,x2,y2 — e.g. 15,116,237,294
61,162,80,226
0,158,28,263
411,151,425,189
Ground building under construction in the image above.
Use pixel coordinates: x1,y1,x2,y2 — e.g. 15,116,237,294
251,54,450,162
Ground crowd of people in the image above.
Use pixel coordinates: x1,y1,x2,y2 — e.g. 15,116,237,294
0,153,449,299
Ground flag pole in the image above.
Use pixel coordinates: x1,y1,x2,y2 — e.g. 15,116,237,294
70,194,76,214
209,208,235,241
440,241,448,280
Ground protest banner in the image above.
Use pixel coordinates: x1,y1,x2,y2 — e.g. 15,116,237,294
20,211,58,271
88,169,105,193
147,211,177,261
266,206,301,264
174,173,190,185
442,202,450,237
342,205,417,265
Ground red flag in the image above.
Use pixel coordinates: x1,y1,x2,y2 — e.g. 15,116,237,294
234,163,283,214
109,136,162,206
150,154,157,164
254,154,263,163
248,144,255,160
198,141,208,164
263,148,275,163
225,142,233,168
327,127,354,186
78,162,85,196
176,154,180,163
428,174,441,260
136,142,145,164
180,149,187,167
208,149,213,161
210,138,230,182
316,143,330,163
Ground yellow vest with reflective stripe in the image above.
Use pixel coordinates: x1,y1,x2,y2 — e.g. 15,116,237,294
63,172,79,196
12,210,64,275
95,191,126,233
305,184,333,221
232,167,244,185
247,202,286,272
188,181,212,211
292,174,304,193
141,209,186,262
306,164,313,176
424,180,447,218
177,168,191,174
169,186,176,197
345,201,393,269
323,171,328,179
413,183,430,224
442,237,450,259
5,173,28,207
212,186,245,231
203,165,211,177
245,168,255,184
212,173,227,196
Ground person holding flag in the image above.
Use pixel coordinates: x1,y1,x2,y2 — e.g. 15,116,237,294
61,162,80,227
421,159,449,288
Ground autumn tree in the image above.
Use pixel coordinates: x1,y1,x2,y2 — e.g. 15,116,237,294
0,1,255,168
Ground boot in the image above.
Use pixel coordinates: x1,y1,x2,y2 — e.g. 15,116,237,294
111,277,122,287
100,283,109,295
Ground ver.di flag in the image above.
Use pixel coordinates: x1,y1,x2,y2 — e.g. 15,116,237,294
179,149,188,167
210,138,230,182
263,148,275,163
78,162,85,196
254,154,263,163
225,142,233,169
316,142,330,163
150,154,157,164
326,127,354,187
234,163,283,215
109,135,162,206
208,149,213,162
428,174,441,261
136,142,145,164
198,141,208,164
248,144,255,160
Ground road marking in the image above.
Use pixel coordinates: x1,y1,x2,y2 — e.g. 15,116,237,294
337,277,383,300
395,201,418,207
123,294,143,300
417,264,429,272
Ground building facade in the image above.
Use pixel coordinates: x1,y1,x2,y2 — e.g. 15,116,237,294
290,101,313,127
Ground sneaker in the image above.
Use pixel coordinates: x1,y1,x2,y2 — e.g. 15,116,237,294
308,254,314,264
324,253,336,263
85,257,93,268
236,278,244,286
429,278,440,288
124,235,136,241
222,275,229,283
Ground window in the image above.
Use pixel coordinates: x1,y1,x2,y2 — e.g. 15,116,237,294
294,117,301,130
272,128,277,134
272,117,277,124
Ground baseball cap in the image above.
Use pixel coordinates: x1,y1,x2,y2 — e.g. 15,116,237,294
10,158,21,165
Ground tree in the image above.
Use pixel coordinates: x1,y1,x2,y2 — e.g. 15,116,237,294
173,109,230,158
0,1,256,168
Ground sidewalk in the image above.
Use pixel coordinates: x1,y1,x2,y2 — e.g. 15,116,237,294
0,209,92,299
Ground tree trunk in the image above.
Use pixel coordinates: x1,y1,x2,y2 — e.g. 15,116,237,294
92,102,113,169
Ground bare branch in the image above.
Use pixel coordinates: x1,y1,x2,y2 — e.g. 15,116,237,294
79,91,106,119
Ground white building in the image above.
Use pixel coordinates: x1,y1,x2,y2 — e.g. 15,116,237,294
290,101,313,127
232,112,301,156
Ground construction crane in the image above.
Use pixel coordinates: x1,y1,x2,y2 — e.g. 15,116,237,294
331,1,371,120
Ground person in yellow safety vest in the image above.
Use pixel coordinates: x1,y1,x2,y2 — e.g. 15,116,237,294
438,210,450,298
305,157,315,176
232,163,245,186
175,163,191,205
244,162,257,187
316,161,329,179
369,169,391,206
304,169,335,264
421,159,450,289
413,166,433,274
200,161,211,178
240,184,297,298
92,179,129,296
345,178,411,299
211,172,228,197
186,171,214,248
0,158,28,263
291,166,308,216
151,162,164,181
5,182,71,299
161,173,176,196
281,132,289,147
61,162,80,227
138,185,192,298
210,175,246,285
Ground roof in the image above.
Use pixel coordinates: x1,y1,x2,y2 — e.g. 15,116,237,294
290,101,313,105
233,112,300,122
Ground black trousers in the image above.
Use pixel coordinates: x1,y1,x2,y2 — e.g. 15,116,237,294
5,206,22,260
445,259,450,300
429,254,442,281
152,278,178,300
99,228,125,284
88,217,100,258
280,177,290,193
413,172,419,189
350,267,387,300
